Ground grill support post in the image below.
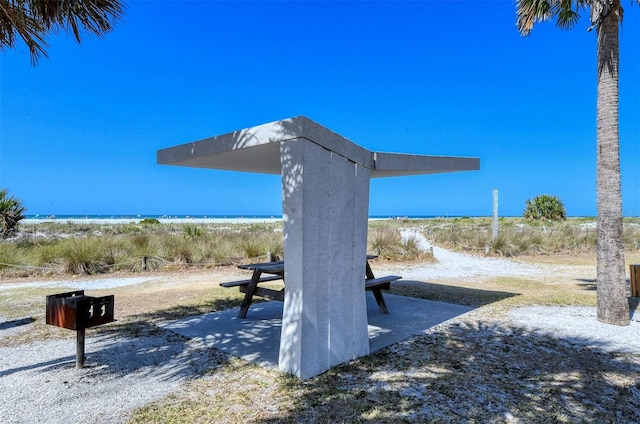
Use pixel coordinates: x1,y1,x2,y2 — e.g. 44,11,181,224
76,328,86,368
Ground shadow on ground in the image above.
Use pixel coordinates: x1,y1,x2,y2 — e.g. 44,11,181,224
391,279,518,307
0,317,35,330
0,320,231,380
128,297,245,322
576,279,640,318
631,297,640,318
254,320,640,423
577,277,636,292
576,278,597,291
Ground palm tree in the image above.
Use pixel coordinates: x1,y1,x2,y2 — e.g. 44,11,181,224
0,188,26,238
0,0,124,64
517,0,635,326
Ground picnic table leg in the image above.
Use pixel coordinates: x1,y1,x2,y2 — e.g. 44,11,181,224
371,288,389,314
366,260,389,314
365,261,375,280
238,269,261,319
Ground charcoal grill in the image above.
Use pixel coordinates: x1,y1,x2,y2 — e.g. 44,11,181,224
46,290,115,368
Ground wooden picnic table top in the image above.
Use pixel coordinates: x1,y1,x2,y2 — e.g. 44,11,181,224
238,261,284,271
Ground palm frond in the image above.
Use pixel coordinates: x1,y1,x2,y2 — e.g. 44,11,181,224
0,188,26,238
555,0,581,29
517,0,611,34
516,0,555,35
31,0,124,42
0,0,48,60
0,0,124,65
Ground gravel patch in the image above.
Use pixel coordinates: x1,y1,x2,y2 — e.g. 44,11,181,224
0,328,223,424
0,276,162,291
508,306,640,354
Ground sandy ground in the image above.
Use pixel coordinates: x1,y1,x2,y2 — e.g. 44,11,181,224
1,235,638,423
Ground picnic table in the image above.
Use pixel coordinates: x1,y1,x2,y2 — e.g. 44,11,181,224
221,255,401,319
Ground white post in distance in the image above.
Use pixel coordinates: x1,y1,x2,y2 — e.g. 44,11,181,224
492,189,499,242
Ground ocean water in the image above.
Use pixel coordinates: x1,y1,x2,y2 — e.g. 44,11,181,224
26,214,282,220
25,214,444,221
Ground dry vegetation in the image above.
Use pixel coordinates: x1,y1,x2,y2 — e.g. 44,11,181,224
0,220,437,278
0,222,286,278
2,218,639,278
2,218,640,422
417,217,640,257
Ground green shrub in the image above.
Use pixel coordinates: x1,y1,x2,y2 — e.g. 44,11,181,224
163,235,193,264
183,224,203,238
234,226,284,261
130,233,151,250
523,195,567,221
0,188,26,239
368,226,432,260
400,233,426,260
209,240,236,265
239,236,268,260
191,239,215,265
126,233,163,271
126,234,160,269
369,226,402,255
122,223,143,233
58,237,110,274
101,237,132,271
0,242,24,269
139,218,160,225
264,238,284,260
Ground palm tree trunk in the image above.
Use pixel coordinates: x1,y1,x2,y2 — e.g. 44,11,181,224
595,2,629,326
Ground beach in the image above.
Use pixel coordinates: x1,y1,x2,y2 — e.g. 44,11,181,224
21,216,403,226
22,217,283,225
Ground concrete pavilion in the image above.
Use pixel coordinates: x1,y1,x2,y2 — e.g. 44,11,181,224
157,116,479,378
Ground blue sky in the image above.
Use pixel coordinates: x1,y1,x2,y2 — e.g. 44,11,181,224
1,0,638,217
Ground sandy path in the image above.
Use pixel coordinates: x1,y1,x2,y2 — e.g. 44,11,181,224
392,228,580,280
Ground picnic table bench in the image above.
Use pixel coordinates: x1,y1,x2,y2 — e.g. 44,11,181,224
221,255,401,318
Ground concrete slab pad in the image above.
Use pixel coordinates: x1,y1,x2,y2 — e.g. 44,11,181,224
159,293,474,370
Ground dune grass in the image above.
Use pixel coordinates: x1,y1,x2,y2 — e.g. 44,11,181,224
368,225,433,261
2,218,639,278
418,217,640,257
0,222,286,277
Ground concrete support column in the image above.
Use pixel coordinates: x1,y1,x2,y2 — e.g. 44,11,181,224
279,139,370,378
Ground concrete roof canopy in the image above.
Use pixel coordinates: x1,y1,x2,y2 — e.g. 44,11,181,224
157,116,479,177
